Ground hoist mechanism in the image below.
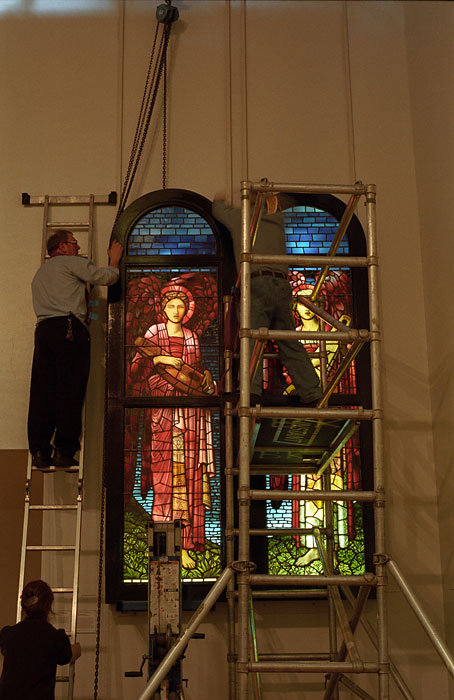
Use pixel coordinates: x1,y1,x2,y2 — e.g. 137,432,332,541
125,521,204,700
156,1,179,24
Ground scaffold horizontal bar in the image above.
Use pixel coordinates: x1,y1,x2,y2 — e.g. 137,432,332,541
251,446,325,454
233,527,326,536
259,653,331,661
249,590,327,599
245,253,370,267
247,328,368,342
249,407,375,420
247,181,368,196
249,574,377,587
244,465,321,475
247,661,379,673
248,489,376,502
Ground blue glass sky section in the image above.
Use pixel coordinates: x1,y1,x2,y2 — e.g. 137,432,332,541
283,206,350,282
128,207,217,256
133,411,222,545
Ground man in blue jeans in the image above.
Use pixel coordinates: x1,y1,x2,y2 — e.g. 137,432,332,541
212,192,321,405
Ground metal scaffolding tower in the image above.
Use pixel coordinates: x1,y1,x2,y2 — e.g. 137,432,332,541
133,180,454,700
228,179,387,700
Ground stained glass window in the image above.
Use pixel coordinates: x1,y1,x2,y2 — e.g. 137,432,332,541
106,191,371,604
123,266,221,582
261,204,369,578
105,191,235,604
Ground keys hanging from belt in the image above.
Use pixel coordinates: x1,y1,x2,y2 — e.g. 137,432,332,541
66,316,74,342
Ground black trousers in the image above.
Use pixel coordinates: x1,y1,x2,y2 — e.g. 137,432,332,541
27,315,90,457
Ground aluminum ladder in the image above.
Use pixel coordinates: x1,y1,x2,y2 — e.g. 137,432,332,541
17,191,116,698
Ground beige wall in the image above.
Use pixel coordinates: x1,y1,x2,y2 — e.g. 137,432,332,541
0,1,453,698
404,2,454,676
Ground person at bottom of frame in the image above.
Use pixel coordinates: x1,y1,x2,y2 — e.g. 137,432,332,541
212,191,322,406
28,229,123,469
0,580,81,700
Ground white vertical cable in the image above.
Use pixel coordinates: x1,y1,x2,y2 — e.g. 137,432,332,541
225,0,234,204
343,1,357,183
241,0,249,183
118,0,126,199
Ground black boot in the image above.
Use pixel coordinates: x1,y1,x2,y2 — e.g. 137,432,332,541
31,450,51,469
52,449,79,468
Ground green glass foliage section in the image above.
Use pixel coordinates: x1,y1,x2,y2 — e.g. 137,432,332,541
268,503,365,576
123,497,221,582
180,540,221,581
124,498,148,581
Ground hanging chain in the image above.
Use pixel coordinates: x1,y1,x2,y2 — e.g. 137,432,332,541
93,482,105,700
116,14,174,224
93,304,110,700
162,26,168,190
116,21,160,222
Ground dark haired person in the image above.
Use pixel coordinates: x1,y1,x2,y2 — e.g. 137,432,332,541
28,229,123,469
0,580,81,700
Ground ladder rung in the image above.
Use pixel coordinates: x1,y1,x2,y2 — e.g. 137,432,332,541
30,505,78,511
46,222,89,229
26,545,76,551
23,193,116,206
53,588,74,594
31,465,81,473
56,676,70,682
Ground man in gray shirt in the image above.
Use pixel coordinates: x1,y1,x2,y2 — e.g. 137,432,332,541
212,193,321,405
28,229,123,469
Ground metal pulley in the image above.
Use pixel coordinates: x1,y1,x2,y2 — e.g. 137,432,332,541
156,2,179,24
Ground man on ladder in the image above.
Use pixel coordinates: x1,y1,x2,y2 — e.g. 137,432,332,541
28,228,123,469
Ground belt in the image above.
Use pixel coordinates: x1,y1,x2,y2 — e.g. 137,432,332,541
250,270,287,280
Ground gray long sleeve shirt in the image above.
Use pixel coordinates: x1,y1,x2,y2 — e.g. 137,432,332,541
31,255,119,324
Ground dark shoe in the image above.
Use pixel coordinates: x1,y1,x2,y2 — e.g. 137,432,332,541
52,449,79,468
32,451,51,469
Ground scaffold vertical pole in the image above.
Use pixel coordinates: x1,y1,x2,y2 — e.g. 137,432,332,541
366,184,389,699
238,180,252,700
224,295,237,700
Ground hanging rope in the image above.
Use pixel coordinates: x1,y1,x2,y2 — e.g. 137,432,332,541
94,6,179,698
162,43,168,190
115,4,178,223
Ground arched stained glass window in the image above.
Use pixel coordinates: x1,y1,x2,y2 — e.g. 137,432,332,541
105,190,235,605
105,189,372,604
254,196,372,579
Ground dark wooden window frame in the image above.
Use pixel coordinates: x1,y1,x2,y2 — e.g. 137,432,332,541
104,188,373,607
